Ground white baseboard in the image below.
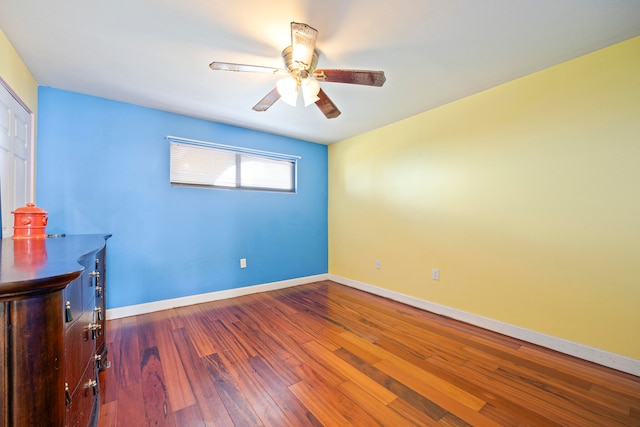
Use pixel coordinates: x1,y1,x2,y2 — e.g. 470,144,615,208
106,272,639,377
329,274,640,377
106,273,329,320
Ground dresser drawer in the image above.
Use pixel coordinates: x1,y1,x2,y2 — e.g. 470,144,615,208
79,255,96,311
65,360,98,427
94,247,107,358
65,307,97,391
63,277,83,329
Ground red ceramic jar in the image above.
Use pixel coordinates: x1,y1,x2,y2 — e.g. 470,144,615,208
11,202,48,239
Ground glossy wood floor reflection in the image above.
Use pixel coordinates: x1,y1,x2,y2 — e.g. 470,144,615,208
98,281,640,426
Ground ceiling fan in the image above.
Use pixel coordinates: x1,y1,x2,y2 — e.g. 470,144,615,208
209,22,386,119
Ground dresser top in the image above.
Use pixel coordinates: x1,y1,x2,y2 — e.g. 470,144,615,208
0,234,110,298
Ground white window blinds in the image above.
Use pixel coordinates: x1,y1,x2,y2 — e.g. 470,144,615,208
168,136,299,193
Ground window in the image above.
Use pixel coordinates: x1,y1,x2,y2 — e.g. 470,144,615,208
168,136,299,193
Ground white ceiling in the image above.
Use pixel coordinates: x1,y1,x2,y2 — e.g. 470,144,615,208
2,1,639,145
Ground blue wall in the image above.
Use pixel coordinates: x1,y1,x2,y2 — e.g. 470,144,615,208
36,87,328,309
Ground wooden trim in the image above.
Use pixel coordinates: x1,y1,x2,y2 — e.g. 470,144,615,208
329,274,640,377
0,76,33,114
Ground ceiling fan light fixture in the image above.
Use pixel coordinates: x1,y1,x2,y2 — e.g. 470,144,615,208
210,22,385,118
291,22,318,70
276,76,298,106
301,77,320,106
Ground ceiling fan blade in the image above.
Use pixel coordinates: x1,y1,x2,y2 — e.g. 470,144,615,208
314,69,386,87
252,88,281,112
315,88,341,119
210,62,287,75
290,22,317,70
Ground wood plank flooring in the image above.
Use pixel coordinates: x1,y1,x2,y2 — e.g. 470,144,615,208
98,280,640,426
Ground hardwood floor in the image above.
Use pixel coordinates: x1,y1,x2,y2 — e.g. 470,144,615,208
98,281,640,426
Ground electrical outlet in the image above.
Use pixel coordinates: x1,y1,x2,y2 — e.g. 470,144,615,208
432,268,440,280
375,260,381,269
240,258,247,268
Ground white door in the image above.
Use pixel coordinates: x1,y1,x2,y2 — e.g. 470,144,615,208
0,80,34,238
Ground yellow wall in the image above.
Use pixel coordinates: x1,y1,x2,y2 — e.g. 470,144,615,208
0,26,38,112
329,36,640,360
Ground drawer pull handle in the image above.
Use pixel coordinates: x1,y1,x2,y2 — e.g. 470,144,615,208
95,285,103,298
65,302,73,323
95,353,112,370
88,322,102,340
95,353,107,369
89,271,100,287
94,307,103,321
85,379,99,395
65,383,72,405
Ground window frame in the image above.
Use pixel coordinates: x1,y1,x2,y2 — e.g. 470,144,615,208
168,136,300,193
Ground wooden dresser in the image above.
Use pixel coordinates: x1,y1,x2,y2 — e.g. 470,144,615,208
0,234,111,427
